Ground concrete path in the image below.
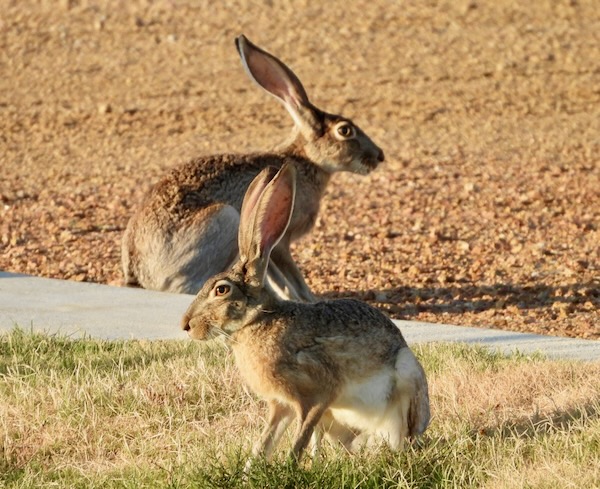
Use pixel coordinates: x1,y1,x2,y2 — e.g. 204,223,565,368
1,271,598,361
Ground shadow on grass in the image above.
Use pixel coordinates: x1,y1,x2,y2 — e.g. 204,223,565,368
478,398,600,440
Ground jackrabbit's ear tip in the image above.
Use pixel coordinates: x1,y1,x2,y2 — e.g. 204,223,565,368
268,164,296,191
278,162,297,181
255,165,279,184
235,34,250,50
234,35,243,53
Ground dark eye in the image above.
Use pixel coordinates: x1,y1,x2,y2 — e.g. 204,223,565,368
336,123,355,139
214,284,231,296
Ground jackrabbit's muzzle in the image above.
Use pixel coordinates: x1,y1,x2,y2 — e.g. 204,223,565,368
361,148,385,172
181,313,213,340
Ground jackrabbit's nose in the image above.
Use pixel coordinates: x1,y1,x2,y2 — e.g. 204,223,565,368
181,315,191,332
377,148,385,162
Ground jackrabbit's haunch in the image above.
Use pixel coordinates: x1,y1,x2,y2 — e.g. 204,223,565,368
122,35,384,302
181,164,429,463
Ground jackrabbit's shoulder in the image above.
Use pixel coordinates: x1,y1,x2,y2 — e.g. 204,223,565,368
318,297,395,322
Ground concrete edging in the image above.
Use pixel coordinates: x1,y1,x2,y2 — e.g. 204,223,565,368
1,272,598,361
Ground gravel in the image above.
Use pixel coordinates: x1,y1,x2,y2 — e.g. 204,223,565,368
1,1,598,339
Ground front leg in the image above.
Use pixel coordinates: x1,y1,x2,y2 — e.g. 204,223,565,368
290,402,329,462
245,400,294,473
253,400,295,459
269,240,316,303
309,425,324,459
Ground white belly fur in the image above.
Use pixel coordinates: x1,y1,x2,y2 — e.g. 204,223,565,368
329,368,395,432
329,347,421,438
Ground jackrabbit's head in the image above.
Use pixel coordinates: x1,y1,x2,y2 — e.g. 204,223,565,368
236,35,384,175
181,164,296,340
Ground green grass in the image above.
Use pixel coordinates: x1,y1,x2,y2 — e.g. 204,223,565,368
1,327,598,488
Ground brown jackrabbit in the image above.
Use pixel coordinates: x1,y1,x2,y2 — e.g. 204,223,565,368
122,35,384,301
181,164,430,463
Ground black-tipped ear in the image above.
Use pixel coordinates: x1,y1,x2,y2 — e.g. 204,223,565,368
238,163,296,288
235,35,319,136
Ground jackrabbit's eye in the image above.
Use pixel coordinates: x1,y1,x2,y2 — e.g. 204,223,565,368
334,122,356,140
214,284,231,297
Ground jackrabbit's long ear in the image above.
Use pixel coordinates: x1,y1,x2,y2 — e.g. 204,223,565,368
238,163,296,288
238,165,279,256
235,35,321,137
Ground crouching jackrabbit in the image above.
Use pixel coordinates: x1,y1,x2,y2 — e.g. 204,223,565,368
122,35,384,302
181,164,430,462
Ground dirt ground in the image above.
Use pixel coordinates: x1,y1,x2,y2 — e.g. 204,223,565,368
1,1,598,340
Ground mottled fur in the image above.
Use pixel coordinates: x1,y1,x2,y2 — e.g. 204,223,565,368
123,35,384,300
182,164,430,463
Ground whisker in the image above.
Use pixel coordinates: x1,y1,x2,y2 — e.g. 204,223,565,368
217,327,233,341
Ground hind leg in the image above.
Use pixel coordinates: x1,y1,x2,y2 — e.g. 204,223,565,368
378,398,410,450
266,260,303,301
133,204,240,294
121,223,139,286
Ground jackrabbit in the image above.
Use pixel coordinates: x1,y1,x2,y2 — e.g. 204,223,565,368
181,164,430,462
122,35,384,301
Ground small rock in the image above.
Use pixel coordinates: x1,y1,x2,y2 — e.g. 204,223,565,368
98,103,112,114
60,0,75,10
463,182,477,193
94,17,106,31
457,240,470,252
407,265,420,277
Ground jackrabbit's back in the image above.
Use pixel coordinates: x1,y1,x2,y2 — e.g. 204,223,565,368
140,154,278,221
135,149,330,223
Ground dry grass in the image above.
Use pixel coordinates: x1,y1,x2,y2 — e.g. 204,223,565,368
1,1,599,340
1,329,599,488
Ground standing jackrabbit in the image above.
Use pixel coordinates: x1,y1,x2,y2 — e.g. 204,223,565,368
181,164,430,463
122,35,384,301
